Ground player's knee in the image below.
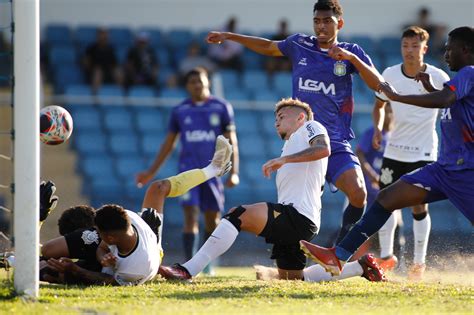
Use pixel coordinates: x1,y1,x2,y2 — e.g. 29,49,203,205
147,180,171,197
223,206,246,231
347,185,367,206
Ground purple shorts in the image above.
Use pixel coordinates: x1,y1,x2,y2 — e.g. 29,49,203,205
401,162,474,223
326,140,362,185
179,177,225,212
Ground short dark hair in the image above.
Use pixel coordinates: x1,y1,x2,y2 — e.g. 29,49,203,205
94,204,130,232
402,26,430,43
184,67,209,84
313,0,343,17
449,27,474,53
58,205,96,235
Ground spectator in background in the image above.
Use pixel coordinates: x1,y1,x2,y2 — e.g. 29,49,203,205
82,28,123,92
179,42,216,81
124,32,159,89
208,17,244,72
265,19,292,74
404,7,446,59
136,67,239,276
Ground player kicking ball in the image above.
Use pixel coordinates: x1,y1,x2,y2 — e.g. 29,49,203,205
159,98,385,282
300,26,474,277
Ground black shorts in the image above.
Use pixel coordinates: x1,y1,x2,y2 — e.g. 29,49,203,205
379,158,433,189
64,228,102,271
259,203,318,270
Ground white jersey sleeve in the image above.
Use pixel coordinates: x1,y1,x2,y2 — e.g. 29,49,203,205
303,120,328,143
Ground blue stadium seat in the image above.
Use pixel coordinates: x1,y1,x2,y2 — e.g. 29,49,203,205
102,107,134,132
108,27,133,47
272,72,292,97
75,25,98,46
252,89,280,102
97,85,126,105
68,105,101,131
225,89,251,102
156,50,171,68
89,176,125,207
354,89,375,106
353,112,373,137
141,133,166,158
81,156,116,179
378,36,400,57
238,135,267,158
53,65,85,93
166,29,194,49
218,70,241,93
134,107,167,134
242,70,270,93
383,54,403,69
157,67,176,86
49,44,77,66
159,87,188,99
261,111,277,136
234,109,261,134
74,131,107,156
108,133,140,156
267,136,284,158
45,24,73,45
128,86,156,105
241,50,264,70
242,158,268,184
115,45,129,64
115,155,147,179
348,35,377,57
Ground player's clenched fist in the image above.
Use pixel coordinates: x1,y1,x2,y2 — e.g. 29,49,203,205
207,31,226,44
328,45,354,61
262,157,285,178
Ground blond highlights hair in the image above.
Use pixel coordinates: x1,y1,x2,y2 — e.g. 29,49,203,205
275,98,314,121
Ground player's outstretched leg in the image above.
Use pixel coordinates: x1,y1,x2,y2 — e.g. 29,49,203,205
300,180,428,276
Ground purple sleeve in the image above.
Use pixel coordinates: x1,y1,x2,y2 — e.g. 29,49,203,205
277,33,300,58
444,67,473,100
356,128,374,154
168,108,180,133
349,43,374,74
221,102,235,131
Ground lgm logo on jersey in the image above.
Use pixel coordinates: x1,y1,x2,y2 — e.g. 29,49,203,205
185,130,216,142
298,78,336,95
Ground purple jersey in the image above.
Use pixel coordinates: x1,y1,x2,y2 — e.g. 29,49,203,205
278,33,374,142
439,66,474,170
357,127,387,175
169,96,235,170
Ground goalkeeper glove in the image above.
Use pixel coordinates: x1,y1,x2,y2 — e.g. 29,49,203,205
39,180,58,222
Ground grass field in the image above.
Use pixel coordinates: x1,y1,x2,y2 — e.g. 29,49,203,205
0,267,472,314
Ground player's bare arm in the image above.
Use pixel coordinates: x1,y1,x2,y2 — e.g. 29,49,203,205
372,98,387,150
136,132,179,187
46,257,117,285
207,31,283,57
379,82,457,108
329,45,383,91
414,72,440,92
262,134,330,178
223,130,240,187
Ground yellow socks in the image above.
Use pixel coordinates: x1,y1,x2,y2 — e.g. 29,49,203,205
167,169,208,197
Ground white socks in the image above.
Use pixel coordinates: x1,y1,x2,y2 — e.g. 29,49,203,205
202,163,219,179
378,211,397,258
413,213,431,264
304,261,363,282
182,219,238,276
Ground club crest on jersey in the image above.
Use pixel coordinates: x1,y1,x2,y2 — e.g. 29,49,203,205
209,113,220,126
81,230,99,245
333,61,346,76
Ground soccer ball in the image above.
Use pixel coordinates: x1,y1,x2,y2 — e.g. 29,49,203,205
40,105,73,145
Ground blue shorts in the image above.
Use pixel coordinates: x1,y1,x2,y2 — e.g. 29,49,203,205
401,162,474,223
326,140,362,186
179,177,225,212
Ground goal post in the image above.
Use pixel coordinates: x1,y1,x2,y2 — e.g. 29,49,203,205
13,0,40,298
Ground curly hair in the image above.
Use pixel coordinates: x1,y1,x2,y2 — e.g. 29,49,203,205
58,205,95,236
449,27,474,53
275,98,314,121
313,0,343,17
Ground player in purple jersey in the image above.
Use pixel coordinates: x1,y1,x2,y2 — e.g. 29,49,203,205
206,0,384,242
299,26,474,276
136,67,240,271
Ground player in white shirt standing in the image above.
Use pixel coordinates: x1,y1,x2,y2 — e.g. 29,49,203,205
372,26,450,280
159,98,385,282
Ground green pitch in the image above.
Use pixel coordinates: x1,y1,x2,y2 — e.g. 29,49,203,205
0,268,472,314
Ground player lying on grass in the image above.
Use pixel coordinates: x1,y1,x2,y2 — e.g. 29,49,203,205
159,98,386,282
299,26,474,277
36,136,233,285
